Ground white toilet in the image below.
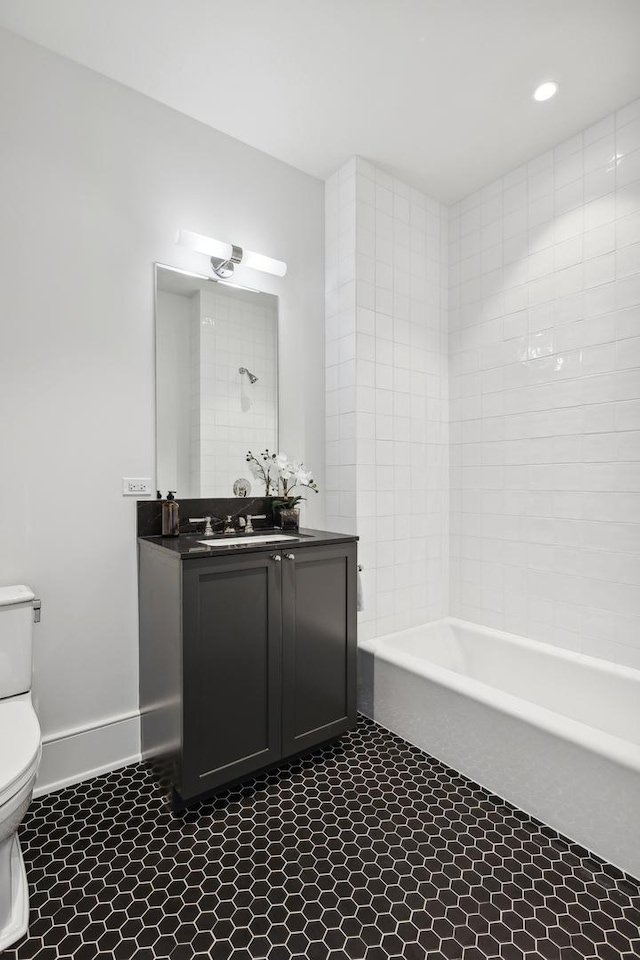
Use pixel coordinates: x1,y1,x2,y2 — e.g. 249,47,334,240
0,585,41,952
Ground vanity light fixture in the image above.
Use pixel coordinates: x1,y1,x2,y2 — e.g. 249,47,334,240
177,228,287,278
533,80,558,102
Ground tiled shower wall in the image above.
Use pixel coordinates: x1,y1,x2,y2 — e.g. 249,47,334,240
449,97,640,669
325,158,449,640
192,287,277,497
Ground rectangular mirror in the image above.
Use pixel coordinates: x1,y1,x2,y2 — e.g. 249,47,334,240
155,263,278,498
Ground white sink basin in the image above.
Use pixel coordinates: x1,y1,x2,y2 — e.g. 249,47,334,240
197,534,300,547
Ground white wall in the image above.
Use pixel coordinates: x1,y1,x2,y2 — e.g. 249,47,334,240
0,28,325,792
325,158,449,640
449,98,640,670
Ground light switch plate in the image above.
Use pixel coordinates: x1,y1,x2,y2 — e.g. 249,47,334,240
123,477,153,496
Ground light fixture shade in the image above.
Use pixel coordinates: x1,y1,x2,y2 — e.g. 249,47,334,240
177,228,287,277
176,228,233,261
242,249,287,277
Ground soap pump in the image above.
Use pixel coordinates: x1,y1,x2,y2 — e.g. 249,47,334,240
162,491,180,537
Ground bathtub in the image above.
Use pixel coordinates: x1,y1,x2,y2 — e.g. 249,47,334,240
358,618,640,880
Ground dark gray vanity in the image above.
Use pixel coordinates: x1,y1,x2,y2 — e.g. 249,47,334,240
138,515,358,808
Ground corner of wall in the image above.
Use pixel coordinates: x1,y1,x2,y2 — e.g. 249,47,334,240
325,159,450,640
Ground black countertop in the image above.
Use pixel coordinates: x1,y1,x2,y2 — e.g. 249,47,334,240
138,527,358,561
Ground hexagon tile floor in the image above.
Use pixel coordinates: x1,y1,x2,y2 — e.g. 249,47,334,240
6,718,640,960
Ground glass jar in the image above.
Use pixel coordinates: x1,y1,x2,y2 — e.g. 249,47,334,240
275,506,300,531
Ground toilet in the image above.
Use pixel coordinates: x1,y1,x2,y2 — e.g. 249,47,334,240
0,585,41,952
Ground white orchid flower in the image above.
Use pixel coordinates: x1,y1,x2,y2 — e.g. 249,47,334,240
276,454,296,480
248,447,318,500
295,468,313,486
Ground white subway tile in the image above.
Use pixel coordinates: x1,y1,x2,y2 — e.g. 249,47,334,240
616,147,640,188
616,399,640,430
616,210,640,248
584,135,616,173
584,166,615,203
616,272,640,308
616,336,640,369
616,242,640,279
584,223,615,260
584,252,616,288
617,117,640,156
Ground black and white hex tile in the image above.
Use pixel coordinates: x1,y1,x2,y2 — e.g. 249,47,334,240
6,717,640,959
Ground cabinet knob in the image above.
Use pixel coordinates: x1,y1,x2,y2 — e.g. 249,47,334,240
271,554,282,562
285,553,295,561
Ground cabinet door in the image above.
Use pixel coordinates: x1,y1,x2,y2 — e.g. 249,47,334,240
180,552,282,799
281,542,357,756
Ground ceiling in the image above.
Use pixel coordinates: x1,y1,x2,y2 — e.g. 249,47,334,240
1,0,639,203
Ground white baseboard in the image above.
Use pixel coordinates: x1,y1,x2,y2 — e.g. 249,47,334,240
34,711,141,797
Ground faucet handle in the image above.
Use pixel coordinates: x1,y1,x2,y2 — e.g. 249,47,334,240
189,516,214,536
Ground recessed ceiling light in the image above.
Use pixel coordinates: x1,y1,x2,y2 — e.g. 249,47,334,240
533,81,558,102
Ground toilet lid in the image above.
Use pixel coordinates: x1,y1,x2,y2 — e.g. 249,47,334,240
0,700,41,807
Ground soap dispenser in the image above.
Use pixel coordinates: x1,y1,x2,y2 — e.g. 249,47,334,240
162,491,180,537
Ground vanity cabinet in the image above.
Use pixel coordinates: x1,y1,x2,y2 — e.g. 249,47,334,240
138,534,357,806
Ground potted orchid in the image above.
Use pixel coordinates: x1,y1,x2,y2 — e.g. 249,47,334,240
245,449,318,530
245,449,277,495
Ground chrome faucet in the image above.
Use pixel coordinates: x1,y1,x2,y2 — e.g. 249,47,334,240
189,515,214,536
224,515,236,534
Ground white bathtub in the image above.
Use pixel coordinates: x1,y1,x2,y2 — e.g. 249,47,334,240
359,617,640,880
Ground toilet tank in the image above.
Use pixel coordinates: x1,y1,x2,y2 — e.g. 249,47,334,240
0,585,35,699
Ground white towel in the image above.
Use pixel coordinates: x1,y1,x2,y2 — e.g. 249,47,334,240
357,566,364,612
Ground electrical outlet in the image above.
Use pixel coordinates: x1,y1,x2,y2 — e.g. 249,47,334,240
123,477,153,497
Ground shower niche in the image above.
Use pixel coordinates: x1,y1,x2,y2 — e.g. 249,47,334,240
155,263,278,498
